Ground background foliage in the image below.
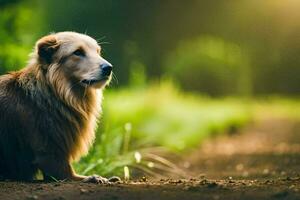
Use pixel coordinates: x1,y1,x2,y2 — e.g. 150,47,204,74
1,0,300,96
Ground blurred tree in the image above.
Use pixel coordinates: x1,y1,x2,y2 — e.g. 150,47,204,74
1,0,299,95
0,0,42,74
164,36,251,96
0,0,20,7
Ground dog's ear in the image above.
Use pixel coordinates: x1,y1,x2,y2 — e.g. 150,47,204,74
36,35,59,64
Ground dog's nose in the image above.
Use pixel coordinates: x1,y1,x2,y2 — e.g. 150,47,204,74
101,63,113,76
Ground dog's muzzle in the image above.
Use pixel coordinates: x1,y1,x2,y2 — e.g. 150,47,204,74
81,63,112,86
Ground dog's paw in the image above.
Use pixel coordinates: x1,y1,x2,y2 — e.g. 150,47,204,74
82,175,121,184
82,175,109,184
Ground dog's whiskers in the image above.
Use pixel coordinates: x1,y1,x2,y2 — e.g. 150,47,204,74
111,72,119,86
98,41,111,45
96,36,111,46
96,36,106,42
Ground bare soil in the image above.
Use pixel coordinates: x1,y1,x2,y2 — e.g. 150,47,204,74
1,118,300,200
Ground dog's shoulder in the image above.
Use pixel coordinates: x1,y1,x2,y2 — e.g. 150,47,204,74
0,72,35,118
0,73,17,101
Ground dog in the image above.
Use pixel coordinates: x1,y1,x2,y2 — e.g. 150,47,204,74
0,32,119,183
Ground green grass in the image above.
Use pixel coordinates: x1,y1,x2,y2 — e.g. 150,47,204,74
73,81,300,178
73,81,252,178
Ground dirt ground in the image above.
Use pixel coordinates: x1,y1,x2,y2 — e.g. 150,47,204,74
0,118,300,200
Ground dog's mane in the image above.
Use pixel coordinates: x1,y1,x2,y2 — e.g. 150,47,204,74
14,60,102,162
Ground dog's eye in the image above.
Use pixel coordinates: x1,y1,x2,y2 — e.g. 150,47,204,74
73,49,85,57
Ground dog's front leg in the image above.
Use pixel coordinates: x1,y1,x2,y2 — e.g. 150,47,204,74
36,154,76,181
36,154,120,183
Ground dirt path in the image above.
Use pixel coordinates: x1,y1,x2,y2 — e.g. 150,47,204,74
184,118,300,180
0,118,300,200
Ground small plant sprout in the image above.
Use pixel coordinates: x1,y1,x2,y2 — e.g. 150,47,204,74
49,176,59,182
134,151,142,163
124,166,130,181
123,122,132,154
124,122,132,132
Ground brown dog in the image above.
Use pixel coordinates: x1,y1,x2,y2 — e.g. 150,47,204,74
0,32,118,183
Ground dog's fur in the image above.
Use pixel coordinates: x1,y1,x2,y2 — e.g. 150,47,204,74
0,32,112,181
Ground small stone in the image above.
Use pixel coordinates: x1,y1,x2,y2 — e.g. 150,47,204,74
200,179,208,184
80,188,89,194
289,185,295,189
140,176,147,182
170,179,183,184
198,174,206,179
109,176,122,183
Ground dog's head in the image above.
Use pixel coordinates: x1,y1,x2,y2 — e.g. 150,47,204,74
35,32,112,89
